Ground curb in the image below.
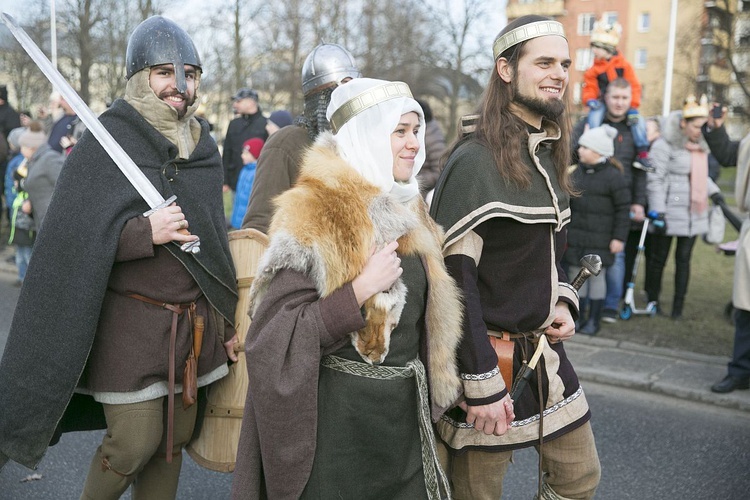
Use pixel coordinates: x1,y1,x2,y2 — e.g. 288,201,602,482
567,336,750,413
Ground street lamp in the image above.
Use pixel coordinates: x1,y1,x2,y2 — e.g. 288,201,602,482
662,0,678,116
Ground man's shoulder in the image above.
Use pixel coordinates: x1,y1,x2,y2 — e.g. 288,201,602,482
439,139,496,189
263,126,309,151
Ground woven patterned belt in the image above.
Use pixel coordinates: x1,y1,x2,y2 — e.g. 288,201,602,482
321,355,451,500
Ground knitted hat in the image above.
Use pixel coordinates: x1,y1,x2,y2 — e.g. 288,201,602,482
7,127,25,150
18,126,47,150
268,110,293,128
242,138,264,159
578,124,617,157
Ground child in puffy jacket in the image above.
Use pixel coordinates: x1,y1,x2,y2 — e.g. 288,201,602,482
564,125,631,335
584,17,652,172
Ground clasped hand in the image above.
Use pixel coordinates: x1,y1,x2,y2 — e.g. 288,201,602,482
351,241,403,306
149,203,199,246
460,394,514,436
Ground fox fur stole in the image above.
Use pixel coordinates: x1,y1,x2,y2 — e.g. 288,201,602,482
250,132,463,409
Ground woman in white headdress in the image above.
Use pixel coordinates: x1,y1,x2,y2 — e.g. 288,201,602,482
231,78,464,499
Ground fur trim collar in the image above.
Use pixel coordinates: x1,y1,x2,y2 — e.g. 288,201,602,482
251,135,463,409
662,110,709,151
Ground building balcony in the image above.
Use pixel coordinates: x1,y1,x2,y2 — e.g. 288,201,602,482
506,0,565,20
709,64,733,85
702,27,730,48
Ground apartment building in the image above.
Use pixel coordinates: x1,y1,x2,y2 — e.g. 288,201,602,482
506,0,745,133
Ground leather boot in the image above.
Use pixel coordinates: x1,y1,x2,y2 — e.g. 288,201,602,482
580,300,603,335
671,296,684,320
576,297,590,331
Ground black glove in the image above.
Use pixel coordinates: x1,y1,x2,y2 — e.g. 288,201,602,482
710,192,725,205
650,213,667,235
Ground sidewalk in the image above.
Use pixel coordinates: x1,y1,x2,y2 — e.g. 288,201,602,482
0,245,15,276
1,243,747,412
566,335,750,412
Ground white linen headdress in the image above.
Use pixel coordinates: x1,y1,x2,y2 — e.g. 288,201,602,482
327,78,426,203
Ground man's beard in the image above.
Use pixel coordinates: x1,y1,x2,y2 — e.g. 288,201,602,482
159,91,195,119
512,80,565,121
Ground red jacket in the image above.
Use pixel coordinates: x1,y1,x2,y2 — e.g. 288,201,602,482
583,51,641,109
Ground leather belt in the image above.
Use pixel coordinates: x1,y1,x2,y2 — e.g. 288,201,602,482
126,292,198,464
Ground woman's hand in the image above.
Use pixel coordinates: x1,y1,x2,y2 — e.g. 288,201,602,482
21,199,32,214
459,393,514,436
352,241,403,306
148,203,199,246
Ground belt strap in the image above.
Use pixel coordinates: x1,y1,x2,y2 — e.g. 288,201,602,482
126,292,196,464
321,355,451,500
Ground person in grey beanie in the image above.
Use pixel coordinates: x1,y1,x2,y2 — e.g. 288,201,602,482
564,124,631,334
17,121,65,231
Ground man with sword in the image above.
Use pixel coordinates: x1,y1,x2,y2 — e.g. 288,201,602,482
430,15,601,499
0,16,238,500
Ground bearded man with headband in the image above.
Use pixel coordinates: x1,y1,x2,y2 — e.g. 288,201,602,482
0,16,238,499
430,15,601,499
241,43,361,234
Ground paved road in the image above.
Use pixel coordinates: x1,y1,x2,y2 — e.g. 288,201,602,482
1,382,748,499
2,256,749,499
0,268,20,356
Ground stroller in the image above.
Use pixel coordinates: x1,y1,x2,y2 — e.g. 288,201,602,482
619,211,664,320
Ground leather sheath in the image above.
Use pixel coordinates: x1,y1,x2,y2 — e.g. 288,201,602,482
488,330,514,390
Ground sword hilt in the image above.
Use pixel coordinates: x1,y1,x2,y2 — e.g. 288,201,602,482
142,195,201,254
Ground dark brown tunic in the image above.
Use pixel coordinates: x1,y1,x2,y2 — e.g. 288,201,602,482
78,216,231,397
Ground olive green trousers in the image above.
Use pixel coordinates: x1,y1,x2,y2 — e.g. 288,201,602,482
80,396,198,500
437,421,600,499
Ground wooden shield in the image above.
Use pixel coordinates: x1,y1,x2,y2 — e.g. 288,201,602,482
186,228,268,472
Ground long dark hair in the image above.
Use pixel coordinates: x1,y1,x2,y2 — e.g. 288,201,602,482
473,34,575,195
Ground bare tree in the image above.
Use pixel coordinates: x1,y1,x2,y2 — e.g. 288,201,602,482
0,1,53,114
420,0,491,140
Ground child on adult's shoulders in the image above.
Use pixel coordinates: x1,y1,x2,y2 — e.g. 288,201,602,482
583,17,652,172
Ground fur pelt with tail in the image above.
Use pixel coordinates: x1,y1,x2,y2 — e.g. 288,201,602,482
250,132,463,408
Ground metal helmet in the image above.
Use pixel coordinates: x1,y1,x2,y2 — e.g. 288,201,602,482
301,43,361,96
126,16,201,93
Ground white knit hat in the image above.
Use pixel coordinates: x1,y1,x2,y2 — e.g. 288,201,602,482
18,128,47,150
578,124,617,158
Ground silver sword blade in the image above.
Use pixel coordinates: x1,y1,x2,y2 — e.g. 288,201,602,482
2,12,200,253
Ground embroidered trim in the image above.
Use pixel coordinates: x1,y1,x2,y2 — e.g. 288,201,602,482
441,386,584,429
460,366,500,381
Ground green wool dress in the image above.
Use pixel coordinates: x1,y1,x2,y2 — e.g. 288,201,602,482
300,254,429,499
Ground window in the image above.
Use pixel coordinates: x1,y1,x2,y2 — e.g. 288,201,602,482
576,48,594,71
635,49,647,69
578,13,596,35
603,11,618,26
638,13,651,32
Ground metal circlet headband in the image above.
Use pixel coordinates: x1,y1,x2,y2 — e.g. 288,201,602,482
492,20,566,60
329,81,412,134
